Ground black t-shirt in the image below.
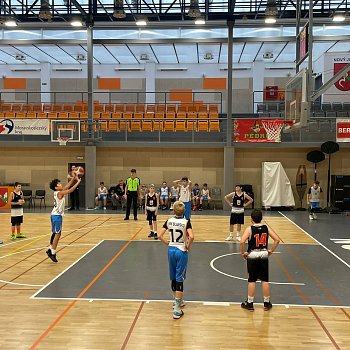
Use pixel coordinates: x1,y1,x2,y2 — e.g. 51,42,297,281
11,191,23,209
248,225,269,253
115,183,126,196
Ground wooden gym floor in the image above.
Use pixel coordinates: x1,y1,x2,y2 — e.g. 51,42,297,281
0,211,349,349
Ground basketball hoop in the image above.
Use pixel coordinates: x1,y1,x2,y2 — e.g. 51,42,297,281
262,120,285,142
57,137,69,146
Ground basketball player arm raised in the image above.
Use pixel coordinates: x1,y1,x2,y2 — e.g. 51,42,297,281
58,174,81,199
224,192,234,207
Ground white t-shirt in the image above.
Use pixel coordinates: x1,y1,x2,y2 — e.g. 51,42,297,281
51,191,65,216
164,216,191,252
179,185,191,203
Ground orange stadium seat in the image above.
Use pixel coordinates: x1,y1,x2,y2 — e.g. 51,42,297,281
156,104,166,113
26,112,37,119
175,120,186,132
197,120,209,132
111,112,122,119
125,104,135,113
209,112,219,119
94,104,104,113
115,104,124,112
32,103,43,112
130,120,142,132
209,104,218,113
5,111,16,118
58,112,69,119
69,112,79,119
11,103,22,111
108,120,119,132
123,112,133,119
209,120,220,132
37,112,47,119
105,104,115,113
187,111,197,119
142,120,153,132
146,104,155,113
186,119,197,132
144,112,154,119
43,104,52,112
166,104,176,112
15,112,26,118
134,112,143,119
166,111,176,119
47,112,58,119
198,112,208,119
177,111,186,120
53,104,63,112
163,120,175,132
136,104,145,113
22,104,33,112
1,104,11,112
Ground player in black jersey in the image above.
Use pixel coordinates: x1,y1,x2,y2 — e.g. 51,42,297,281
224,185,253,242
240,209,280,311
10,182,25,240
145,184,159,239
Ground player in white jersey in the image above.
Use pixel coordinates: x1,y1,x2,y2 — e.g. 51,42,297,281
158,201,194,319
170,185,179,210
173,177,192,220
307,180,323,220
47,174,81,263
159,181,170,210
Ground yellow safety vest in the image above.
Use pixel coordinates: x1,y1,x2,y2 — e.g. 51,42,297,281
126,177,140,191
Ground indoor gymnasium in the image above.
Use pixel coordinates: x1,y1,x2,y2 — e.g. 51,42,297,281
0,0,350,349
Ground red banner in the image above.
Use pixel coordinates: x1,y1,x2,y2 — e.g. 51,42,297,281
336,118,350,142
334,63,350,91
234,119,284,143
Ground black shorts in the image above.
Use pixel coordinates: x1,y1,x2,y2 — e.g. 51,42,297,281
146,210,157,225
247,251,269,282
11,216,23,226
230,212,244,225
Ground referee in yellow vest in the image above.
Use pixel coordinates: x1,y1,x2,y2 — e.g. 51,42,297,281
124,169,141,220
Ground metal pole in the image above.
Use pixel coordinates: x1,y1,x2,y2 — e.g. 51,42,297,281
308,0,314,98
227,20,234,146
296,0,301,73
87,25,94,139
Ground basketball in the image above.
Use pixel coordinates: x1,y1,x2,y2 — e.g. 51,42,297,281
75,166,85,178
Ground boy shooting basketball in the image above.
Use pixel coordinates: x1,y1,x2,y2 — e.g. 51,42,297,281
240,209,280,311
47,172,81,263
158,201,194,319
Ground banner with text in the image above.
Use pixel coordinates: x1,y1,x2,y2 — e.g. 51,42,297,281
0,118,49,135
234,119,283,143
336,118,350,142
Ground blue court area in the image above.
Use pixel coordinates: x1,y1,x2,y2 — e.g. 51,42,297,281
33,239,350,307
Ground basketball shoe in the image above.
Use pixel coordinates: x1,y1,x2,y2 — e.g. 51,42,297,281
264,301,273,311
241,300,254,311
225,234,234,241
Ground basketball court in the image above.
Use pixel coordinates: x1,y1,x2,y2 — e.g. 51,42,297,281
0,210,349,349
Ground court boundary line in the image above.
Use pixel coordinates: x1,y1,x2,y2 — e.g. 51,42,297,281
29,227,143,350
31,240,104,299
278,211,350,269
27,296,350,309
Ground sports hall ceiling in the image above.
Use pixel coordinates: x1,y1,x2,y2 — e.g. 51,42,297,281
0,38,349,65
0,0,348,24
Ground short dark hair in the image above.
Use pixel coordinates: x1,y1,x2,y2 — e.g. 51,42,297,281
235,184,242,188
100,182,104,185
14,182,21,187
181,176,188,181
203,183,207,186
314,180,320,185
195,183,199,186
50,179,60,191
131,169,136,173
251,209,263,223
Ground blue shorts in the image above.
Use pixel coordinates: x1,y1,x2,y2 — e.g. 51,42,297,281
51,215,63,234
184,201,191,220
98,194,107,200
310,202,320,209
168,246,188,282
160,194,168,199
201,195,208,200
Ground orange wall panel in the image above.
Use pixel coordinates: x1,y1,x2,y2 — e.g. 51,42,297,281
97,78,121,90
3,78,26,90
169,89,193,102
203,78,226,90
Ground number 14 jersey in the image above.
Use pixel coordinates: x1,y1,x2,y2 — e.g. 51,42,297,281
163,216,192,252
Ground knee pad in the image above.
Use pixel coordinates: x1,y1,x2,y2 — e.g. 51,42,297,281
171,280,176,292
175,281,183,292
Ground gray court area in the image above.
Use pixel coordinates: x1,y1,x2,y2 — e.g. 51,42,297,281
34,239,350,307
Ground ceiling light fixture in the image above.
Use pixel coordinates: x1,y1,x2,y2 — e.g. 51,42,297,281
136,17,147,26
194,18,205,25
5,19,17,27
113,0,126,19
39,0,52,20
71,20,83,27
187,0,201,18
265,0,277,24
332,12,346,22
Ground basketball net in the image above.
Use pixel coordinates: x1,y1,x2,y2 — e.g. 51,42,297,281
262,120,285,142
57,137,69,146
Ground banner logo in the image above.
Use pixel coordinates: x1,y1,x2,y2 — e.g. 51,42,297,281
0,188,8,207
334,63,350,91
0,119,14,134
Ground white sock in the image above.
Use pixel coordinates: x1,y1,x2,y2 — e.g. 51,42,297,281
237,232,241,236
51,248,56,254
248,296,254,303
264,296,270,303
229,232,233,236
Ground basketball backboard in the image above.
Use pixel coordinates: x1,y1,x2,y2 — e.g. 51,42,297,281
51,120,81,143
285,68,309,128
